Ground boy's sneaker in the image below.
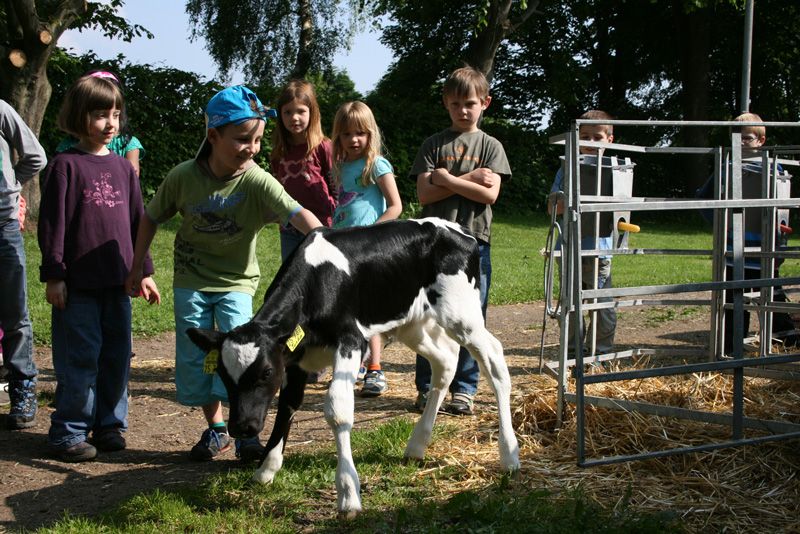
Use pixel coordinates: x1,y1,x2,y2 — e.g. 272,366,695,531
360,370,388,397
91,428,126,452
235,436,265,463
189,428,232,461
355,365,367,385
0,383,9,407
7,379,37,429
442,392,474,416
54,441,97,463
413,391,428,413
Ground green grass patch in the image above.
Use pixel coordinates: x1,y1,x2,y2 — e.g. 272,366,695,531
37,419,683,533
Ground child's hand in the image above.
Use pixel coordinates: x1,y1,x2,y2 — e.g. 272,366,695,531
469,168,498,188
46,280,67,310
139,277,161,305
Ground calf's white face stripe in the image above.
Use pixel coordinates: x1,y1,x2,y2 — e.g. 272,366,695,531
304,233,350,274
222,341,260,383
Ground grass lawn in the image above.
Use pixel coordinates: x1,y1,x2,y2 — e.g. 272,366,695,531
40,420,681,533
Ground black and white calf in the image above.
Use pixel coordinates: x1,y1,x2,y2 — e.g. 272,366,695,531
188,217,520,516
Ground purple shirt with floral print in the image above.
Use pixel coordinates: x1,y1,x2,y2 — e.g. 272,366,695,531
38,148,153,288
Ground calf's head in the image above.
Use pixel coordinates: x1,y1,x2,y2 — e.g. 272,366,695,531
187,320,290,438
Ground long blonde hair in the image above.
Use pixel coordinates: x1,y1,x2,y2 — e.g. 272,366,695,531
331,101,383,187
271,79,326,162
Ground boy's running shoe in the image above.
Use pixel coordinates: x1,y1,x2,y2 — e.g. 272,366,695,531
189,427,232,461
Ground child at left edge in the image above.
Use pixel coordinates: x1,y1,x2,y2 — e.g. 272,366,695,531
330,101,402,397
38,74,160,462
0,99,47,429
125,86,322,463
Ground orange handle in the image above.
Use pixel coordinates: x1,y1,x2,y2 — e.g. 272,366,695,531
780,224,793,235
618,221,640,233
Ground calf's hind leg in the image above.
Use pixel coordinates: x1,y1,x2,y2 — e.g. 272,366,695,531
397,321,459,461
458,327,520,472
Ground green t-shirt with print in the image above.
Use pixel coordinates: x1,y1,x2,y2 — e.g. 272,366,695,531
146,160,300,295
410,128,511,243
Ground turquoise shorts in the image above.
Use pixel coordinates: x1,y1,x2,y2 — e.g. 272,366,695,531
173,288,253,406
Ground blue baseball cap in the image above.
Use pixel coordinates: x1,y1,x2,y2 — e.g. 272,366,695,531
196,86,277,159
205,85,269,129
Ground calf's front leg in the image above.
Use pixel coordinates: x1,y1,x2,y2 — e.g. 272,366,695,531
324,342,363,518
253,365,307,484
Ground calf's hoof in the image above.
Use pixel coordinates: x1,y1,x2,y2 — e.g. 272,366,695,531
251,467,276,485
402,455,425,467
338,509,360,520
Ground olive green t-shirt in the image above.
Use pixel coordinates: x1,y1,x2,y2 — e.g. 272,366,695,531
147,160,300,295
410,128,511,243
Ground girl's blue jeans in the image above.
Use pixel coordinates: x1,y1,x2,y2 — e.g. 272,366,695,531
415,241,492,397
48,287,132,449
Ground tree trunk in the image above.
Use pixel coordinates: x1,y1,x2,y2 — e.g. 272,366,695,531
0,0,87,221
292,0,313,79
676,4,712,194
8,54,53,221
464,0,540,80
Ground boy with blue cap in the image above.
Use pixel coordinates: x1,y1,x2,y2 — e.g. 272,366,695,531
126,86,322,462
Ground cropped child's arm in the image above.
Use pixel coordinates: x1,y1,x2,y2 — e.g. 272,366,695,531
1,101,46,182
546,192,565,215
417,168,501,206
125,215,158,296
125,149,141,177
288,208,323,235
376,173,402,223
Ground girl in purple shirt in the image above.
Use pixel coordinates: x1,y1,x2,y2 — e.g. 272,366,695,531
38,74,159,463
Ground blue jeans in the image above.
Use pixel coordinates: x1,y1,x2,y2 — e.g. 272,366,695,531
0,218,36,381
48,287,132,449
173,288,253,406
280,227,307,262
415,241,491,396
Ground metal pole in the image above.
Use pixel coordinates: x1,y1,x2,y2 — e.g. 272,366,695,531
740,0,754,113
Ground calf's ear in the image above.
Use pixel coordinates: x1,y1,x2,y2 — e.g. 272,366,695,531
186,328,226,352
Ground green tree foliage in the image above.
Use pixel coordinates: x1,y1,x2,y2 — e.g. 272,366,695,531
368,0,547,212
185,0,377,85
372,0,800,208
490,0,800,196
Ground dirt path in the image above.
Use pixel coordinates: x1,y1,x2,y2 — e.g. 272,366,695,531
0,301,712,531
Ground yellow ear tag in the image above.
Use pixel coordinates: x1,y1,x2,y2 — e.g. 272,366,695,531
203,349,219,374
286,325,305,352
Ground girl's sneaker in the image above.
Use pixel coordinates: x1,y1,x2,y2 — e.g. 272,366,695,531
360,370,387,397
355,365,367,385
